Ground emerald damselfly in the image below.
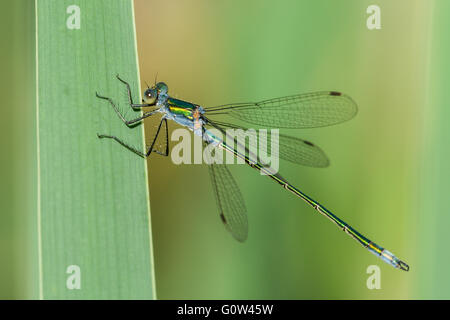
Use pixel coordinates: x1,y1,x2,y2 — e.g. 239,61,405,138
96,75,409,271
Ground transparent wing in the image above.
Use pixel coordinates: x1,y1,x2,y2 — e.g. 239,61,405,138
205,119,330,168
207,152,248,242
205,91,357,129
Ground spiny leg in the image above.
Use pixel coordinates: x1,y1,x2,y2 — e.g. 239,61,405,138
149,118,169,157
95,92,158,127
97,118,167,158
97,133,147,158
115,74,153,109
144,117,166,157
162,118,169,156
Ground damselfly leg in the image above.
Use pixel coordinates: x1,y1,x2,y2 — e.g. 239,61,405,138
96,76,169,158
95,92,158,127
97,117,169,158
115,74,154,108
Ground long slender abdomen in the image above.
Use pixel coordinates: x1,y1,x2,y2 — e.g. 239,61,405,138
217,140,409,271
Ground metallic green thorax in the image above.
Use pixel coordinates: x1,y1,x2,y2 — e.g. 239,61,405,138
167,97,198,119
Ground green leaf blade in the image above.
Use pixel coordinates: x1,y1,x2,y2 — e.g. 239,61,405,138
36,0,155,299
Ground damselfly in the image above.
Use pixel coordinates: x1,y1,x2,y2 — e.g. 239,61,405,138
96,75,409,271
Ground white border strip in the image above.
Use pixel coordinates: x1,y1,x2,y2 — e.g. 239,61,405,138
35,0,44,300
131,0,157,299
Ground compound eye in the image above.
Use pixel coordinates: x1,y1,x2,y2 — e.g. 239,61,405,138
143,88,157,103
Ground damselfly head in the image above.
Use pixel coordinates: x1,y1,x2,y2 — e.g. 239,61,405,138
143,82,169,104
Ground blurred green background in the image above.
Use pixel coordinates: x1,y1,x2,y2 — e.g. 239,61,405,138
2,0,450,299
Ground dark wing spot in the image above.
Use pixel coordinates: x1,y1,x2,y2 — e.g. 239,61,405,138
303,140,314,147
329,91,342,96
220,213,227,224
